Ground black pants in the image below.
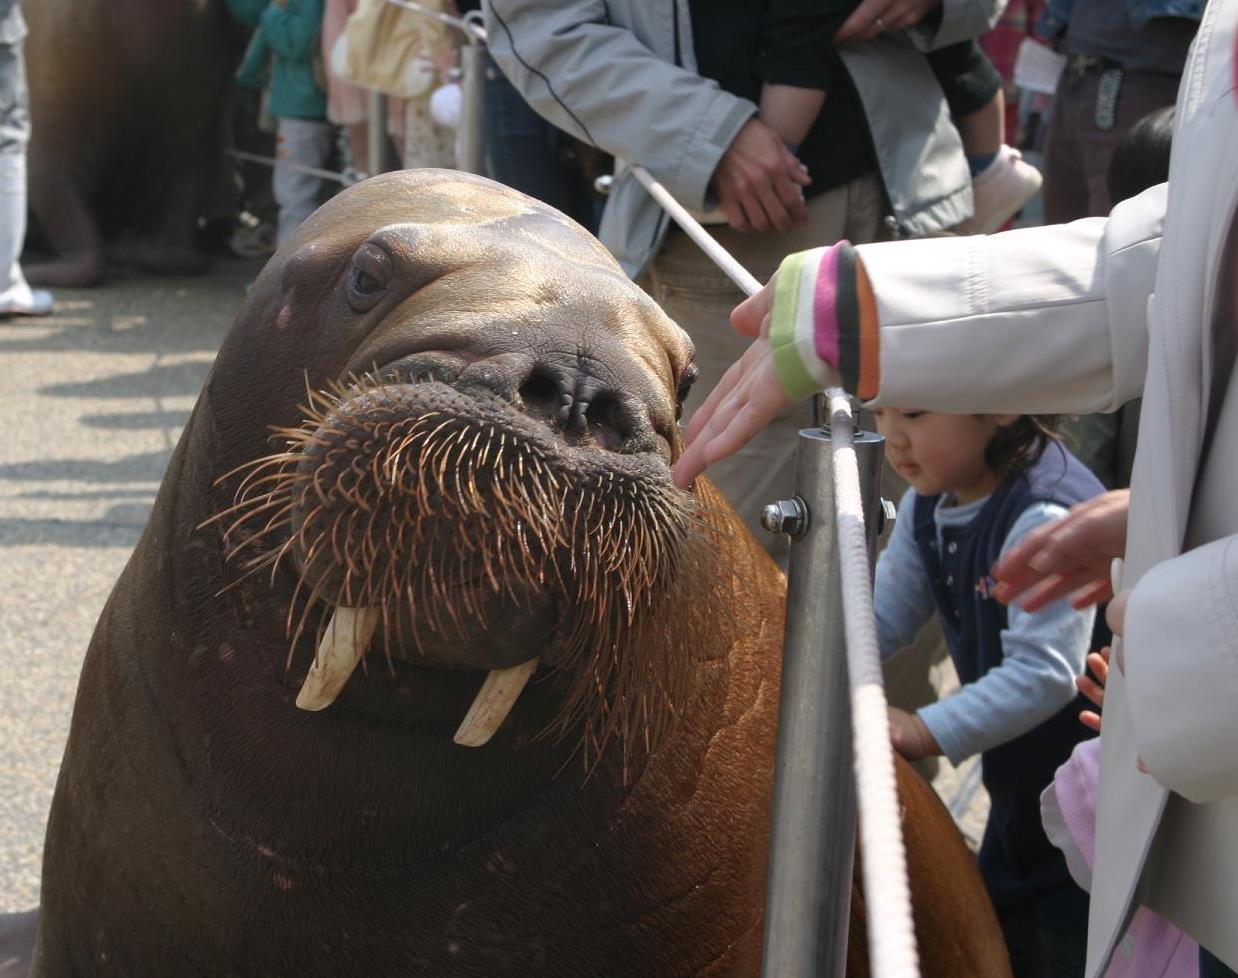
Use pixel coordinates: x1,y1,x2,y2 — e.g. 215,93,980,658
998,880,1089,978
1201,947,1238,978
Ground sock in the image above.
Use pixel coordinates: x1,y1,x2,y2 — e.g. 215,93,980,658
967,149,999,178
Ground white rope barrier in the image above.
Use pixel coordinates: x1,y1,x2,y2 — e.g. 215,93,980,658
634,152,922,977
224,149,358,185
827,391,921,978
629,166,763,296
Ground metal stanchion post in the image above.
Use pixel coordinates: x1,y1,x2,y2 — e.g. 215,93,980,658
457,40,487,174
367,90,390,176
760,402,886,978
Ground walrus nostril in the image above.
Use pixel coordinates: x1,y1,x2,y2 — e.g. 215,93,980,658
518,368,566,419
583,392,635,445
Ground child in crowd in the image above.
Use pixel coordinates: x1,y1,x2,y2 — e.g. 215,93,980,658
869,406,1105,978
227,0,331,248
756,3,1041,234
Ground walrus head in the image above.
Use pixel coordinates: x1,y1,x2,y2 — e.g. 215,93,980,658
202,171,705,771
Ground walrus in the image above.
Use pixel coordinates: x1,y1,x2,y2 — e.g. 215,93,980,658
22,0,240,286
13,170,1012,977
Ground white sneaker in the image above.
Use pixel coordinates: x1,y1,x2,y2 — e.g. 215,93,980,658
0,285,54,317
954,145,1043,235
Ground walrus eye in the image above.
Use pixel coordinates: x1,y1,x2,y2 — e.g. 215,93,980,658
674,364,699,420
346,243,392,311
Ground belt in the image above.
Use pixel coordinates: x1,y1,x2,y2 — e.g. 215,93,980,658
1064,53,1124,77
1063,54,1125,130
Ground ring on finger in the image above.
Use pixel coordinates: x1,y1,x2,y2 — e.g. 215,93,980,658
875,15,886,29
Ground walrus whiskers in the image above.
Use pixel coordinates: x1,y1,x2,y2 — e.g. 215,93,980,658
209,376,705,765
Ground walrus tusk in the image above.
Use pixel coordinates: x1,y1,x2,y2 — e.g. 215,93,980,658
296,606,381,711
453,658,539,747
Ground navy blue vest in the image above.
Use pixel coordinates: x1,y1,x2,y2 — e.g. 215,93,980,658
912,445,1108,909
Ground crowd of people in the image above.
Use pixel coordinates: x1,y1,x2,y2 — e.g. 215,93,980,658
5,0,1235,976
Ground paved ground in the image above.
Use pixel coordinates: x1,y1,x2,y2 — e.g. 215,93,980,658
0,251,986,914
0,256,263,911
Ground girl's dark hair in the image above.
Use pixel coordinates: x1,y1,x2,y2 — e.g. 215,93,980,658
1107,106,1175,206
985,415,1062,482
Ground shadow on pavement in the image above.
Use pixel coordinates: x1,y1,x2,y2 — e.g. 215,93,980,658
0,510,148,548
39,363,212,401
0,452,170,484
80,410,193,430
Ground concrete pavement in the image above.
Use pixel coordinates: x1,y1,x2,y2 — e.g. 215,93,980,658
0,257,263,911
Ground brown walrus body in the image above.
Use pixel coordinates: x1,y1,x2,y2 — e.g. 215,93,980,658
22,0,239,286
23,171,1011,977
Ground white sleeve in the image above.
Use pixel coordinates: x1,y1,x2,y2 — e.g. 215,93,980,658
855,184,1165,416
1123,535,1238,803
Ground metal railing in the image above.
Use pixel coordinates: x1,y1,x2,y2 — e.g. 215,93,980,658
638,160,920,978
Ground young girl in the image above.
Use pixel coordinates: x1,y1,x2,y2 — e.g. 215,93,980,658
870,407,1105,978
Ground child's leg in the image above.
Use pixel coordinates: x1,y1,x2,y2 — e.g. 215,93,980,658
926,41,1005,174
955,90,1004,162
930,41,1043,233
273,116,333,247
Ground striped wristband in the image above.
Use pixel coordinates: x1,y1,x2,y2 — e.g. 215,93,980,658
768,241,879,401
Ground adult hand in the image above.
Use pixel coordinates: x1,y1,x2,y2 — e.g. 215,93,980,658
993,489,1130,611
888,707,941,761
672,334,794,489
711,118,811,233
835,0,941,41
672,274,836,489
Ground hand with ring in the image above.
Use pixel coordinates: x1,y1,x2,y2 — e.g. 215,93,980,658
835,0,943,41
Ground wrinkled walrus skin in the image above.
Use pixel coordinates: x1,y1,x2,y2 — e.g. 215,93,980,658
22,0,240,286
24,171,1012,978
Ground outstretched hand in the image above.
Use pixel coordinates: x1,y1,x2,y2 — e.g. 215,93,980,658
672,275,837,488
993,489,1130,611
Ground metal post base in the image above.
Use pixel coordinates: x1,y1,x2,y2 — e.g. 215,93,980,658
760,424,886,978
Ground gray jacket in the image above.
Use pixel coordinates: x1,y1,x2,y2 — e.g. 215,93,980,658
484,0,1005,276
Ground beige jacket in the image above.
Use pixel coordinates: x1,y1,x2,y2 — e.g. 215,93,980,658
852,1,1238,971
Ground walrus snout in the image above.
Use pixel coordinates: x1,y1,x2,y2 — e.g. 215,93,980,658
380,342,673,462
214,371,702,754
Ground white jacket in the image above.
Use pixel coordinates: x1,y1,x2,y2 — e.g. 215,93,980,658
853,2,1238,970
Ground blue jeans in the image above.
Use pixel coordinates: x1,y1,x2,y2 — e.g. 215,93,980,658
483,56,602,233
